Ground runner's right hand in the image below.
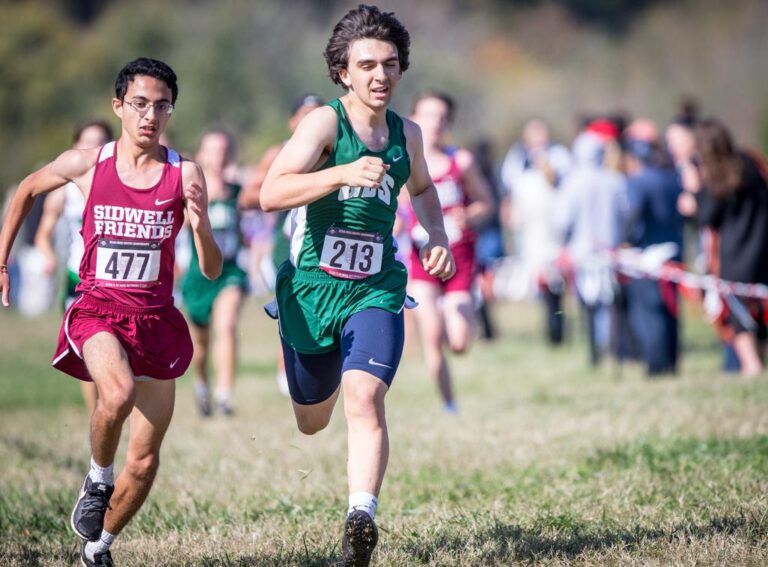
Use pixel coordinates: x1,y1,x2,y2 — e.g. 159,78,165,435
1,266,10,308
343,157,390,188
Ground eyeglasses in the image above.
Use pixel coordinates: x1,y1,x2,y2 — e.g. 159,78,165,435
123,99,174,117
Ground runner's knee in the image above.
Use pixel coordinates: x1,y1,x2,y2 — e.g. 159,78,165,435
97,382,135,423
448,335,470,354
344,386,384,423
124,452,160,484
296,412,331,435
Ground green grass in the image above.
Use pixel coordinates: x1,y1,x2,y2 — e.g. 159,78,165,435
1,299,767,566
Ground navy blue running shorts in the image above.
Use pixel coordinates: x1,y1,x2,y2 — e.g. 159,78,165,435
281,307,405,405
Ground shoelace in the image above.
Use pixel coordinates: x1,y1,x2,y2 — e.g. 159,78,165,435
82,486,113,513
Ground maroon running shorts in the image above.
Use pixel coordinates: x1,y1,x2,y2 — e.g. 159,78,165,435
51,294,193,382
409,240,476,293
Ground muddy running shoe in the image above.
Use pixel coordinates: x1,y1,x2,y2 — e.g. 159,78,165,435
80,542,114,567
342,510,378,567
71,475,113,541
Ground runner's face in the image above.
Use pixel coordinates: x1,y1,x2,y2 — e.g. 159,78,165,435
340,39,402,109
196,132,231,171
75,126,110,150
411,97,450,147
113,75,173,147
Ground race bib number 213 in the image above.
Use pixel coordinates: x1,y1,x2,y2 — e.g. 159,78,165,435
319,227,383,280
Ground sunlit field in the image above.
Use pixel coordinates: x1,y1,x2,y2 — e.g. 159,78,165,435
1,298,766,566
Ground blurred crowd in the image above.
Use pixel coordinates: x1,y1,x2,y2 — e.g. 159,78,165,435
4,95,767,415
492,101,768,379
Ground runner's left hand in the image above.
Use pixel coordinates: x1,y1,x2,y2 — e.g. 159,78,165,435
420,237,455,281
184,182,209,232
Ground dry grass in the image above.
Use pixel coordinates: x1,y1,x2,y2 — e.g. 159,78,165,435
1,299,767,565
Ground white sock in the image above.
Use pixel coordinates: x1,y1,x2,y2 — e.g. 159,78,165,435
215,388,232,405
348,492,378,520
84,530,115,560
88,457,114,486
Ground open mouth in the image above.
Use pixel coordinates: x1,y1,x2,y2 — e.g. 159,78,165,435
371,85,389,98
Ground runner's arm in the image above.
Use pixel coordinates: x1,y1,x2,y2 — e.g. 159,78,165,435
0,149,95,306
455,148,494,227
260,106,390,212
239,144,282,210
33,187,66,274
182,161,223,280
403,119,455,280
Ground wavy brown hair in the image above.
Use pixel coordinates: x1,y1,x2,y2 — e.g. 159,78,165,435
695,119,744,198
323,4,410,88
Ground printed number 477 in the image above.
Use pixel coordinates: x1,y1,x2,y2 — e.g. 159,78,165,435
104,251,150,280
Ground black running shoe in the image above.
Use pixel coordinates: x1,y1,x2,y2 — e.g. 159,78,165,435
71,475,113,541
342,510,378,567
80,541,114,567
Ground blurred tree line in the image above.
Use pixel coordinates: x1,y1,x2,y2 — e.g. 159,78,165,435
1,0,767,193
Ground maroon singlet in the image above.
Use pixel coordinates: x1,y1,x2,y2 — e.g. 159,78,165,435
77,141,184,307
52,142,193,381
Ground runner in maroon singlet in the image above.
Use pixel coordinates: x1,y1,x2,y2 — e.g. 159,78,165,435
403,91,493,412
0,58,222,567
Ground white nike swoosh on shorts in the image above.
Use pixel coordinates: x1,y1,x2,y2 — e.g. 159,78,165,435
170,357,180,368
368,357,392,369
155,197,175,206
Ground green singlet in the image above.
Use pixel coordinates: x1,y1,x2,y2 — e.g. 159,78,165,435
273,98,412,354
183,182,248,327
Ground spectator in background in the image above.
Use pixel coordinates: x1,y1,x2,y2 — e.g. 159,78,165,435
690,119,768,377
622,120,684,376
555,125,628,365
501,119,571,344
668,117,742,373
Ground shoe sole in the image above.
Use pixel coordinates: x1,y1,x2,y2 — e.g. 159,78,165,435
344,513,378,567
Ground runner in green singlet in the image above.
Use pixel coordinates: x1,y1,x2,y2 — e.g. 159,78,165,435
182,128,255,416
260,5,454,566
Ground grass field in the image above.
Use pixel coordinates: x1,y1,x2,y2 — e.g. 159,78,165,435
1,298,767,566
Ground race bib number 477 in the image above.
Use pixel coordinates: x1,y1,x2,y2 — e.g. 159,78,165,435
319,227,383,280
95,240,161,285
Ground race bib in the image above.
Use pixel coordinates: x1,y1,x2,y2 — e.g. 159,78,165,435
95,240,161,284
319,227,383,280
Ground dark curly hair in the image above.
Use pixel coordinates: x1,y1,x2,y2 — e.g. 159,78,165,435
324,4,410,88
115,57,178,104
